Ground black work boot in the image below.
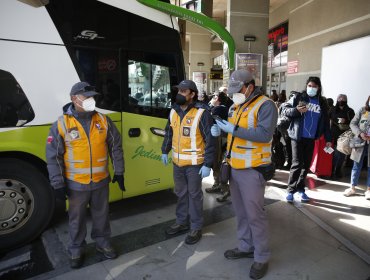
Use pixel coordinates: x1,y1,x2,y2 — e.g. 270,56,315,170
216,190,230,202
205,184,222,193
69,254,83,269
165,223,189,235
185,230,202,245
249,262,269,279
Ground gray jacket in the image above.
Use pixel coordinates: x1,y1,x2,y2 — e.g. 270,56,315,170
350,107,370,166
46,103,124,191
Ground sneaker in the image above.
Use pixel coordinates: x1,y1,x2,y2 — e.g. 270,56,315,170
96,246,117,259
299,192,310,202
165,223,189,235
69,254,83,269
364,190,370,200
216,190,230,202
205,184,222,193
249,262,269,279
286,193,294,203
185,230,202,245
224,248,254,259
343,188,356,197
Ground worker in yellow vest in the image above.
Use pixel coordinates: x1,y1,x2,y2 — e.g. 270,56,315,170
46,82,124,269
161,80,215,245
211,70,278,279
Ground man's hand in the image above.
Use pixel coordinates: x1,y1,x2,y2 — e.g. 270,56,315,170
216,119,235,134
199,166,211,178
161,154,168,165
54,187,67,200
112,174,125,191
211,124,221,137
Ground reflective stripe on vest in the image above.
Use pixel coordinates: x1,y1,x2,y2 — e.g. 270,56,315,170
227,95,272,169
57,112,109,184
170,107,205,167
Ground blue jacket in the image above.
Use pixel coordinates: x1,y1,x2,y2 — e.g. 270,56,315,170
281,91,331,142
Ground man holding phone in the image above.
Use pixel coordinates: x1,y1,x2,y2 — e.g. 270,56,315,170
211,70,278,279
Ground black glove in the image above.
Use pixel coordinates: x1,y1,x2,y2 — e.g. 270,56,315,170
54,187,67,200
112,174,125,191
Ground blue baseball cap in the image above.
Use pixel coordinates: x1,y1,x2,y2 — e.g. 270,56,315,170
227,70,254,96
70,81,99,97
174,80,198,93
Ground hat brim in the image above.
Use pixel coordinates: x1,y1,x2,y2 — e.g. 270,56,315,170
80,91,99,97
227,80,243,97
173,85,198,93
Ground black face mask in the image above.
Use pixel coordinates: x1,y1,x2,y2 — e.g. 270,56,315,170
337,101,347,107
175,94,187,105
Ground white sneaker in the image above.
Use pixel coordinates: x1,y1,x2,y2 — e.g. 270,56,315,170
343,188,356,197
365,190,370,200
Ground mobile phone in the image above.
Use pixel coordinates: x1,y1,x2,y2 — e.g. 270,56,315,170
298,101,307,108
212,114,224,123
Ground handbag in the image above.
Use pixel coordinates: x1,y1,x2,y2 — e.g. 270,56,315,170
219,161,231,185
253,163,275,181
336,129,354,155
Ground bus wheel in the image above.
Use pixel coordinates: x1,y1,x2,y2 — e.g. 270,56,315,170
0,158,55,252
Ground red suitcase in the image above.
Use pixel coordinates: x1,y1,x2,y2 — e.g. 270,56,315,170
310,135,333,177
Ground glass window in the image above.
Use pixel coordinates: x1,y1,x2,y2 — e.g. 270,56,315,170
0,70,35,127
128,60,172,110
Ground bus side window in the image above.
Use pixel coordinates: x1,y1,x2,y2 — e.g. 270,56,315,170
127,60,172,117
0,70,35,127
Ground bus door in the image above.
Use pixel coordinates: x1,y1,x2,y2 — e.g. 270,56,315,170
121,58,175,197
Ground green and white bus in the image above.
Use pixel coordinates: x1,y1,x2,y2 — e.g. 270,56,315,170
0,0,185,251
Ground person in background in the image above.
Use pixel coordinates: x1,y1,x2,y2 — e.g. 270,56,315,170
270,90,278,102
205,91,230,202
211,70,277,279
220,86,234,108
327,98,334,113
343,95,370,200
161,80,214,244
198,91,210,106
329,94,355,178
46,82,125,269
280,76,332,203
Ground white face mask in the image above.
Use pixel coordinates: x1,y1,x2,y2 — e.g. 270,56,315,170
77,96,96,112
210,98,217,107
232,93,246,106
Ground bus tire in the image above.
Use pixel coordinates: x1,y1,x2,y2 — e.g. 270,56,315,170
0,158,55,252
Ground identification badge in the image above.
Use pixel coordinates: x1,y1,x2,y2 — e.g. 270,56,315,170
182,126,191,136
68,127,80,140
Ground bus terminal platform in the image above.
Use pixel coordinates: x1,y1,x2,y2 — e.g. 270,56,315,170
28,169,370,280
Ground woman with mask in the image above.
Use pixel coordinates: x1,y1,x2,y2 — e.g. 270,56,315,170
343,95,370,200
161,80,215,245
280,76,332,203
329,94,355,178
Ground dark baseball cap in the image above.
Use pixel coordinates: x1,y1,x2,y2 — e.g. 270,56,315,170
174,80,198,93
227,70,254,96
70,81,99,97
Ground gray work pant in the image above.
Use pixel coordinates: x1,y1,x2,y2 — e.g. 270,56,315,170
67,187,111,256
229,168,271,263
173,164,203,230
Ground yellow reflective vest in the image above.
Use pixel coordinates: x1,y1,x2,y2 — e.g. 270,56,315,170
170,107,205,167
57,113,109,184
227,95,272,169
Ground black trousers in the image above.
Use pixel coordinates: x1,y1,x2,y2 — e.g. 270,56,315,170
287,137,315,193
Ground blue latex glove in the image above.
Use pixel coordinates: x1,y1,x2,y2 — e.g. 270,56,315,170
161,154,168,165
199,165,211,178
211,124,221,137
216,119,235,134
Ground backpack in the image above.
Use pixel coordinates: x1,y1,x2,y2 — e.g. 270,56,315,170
276,105,291,132
336,129,354,155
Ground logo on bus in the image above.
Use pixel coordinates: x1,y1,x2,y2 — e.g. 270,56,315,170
74,30,105,40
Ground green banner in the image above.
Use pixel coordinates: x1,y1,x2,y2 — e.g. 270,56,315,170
136,0,235,70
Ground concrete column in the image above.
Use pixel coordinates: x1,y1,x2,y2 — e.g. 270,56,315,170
227,0,269,91
187,22,212,94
